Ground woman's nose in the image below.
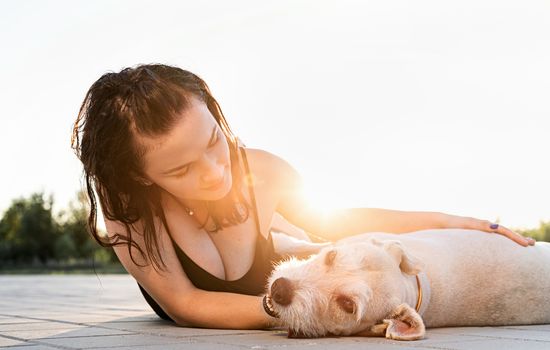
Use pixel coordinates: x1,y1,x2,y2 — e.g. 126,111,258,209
199,155,225,184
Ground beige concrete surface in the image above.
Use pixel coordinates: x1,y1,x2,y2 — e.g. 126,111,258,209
1,275,549,349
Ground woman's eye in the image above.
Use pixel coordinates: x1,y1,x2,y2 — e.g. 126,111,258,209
174,167,190,178
173,130,219,178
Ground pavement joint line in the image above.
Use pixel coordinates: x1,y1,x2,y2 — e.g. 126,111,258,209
0,314,95,327
0,333,160,350
190,334,389,347
384,337,550,350
93,341,251,350
2,313,268,342
424,329,550,342
412,338,550,350
1,301,147,313
500,326,550,332
0,314,141,332
0,333,39,347
104,342,250,350
76,342,245,350
20,340,76,350
1,333,134,342
409,345,469,350
183,336,458,350
93,327,272,340
0,321,48,325
40,333,139,340
403,338,505,350
462,334,550,342
190,339,322,350
88,320,159,324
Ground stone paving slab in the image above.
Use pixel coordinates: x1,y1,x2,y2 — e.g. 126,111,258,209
1,275,550,349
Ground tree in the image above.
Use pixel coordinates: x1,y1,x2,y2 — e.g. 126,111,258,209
0,190,121,268
0,198,26,263
520,221,550,243
59,190,96,261
0,192,58,264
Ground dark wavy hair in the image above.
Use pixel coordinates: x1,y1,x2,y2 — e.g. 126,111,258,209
71,64,250,271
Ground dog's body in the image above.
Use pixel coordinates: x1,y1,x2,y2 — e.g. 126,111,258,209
269,229,550,340
340,229,550,327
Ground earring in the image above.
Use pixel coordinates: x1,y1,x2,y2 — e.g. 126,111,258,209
138,179,153,186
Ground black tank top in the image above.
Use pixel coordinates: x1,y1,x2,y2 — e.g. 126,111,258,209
138,147,282,321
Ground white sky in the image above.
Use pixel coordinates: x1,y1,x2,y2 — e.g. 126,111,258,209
0,0,548,229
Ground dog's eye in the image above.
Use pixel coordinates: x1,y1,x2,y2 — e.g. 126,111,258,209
324,250,337,266
336,295,356,314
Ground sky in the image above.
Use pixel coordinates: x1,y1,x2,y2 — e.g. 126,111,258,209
0,0,548,230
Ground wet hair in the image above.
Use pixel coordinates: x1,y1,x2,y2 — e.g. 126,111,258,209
71,64,250,271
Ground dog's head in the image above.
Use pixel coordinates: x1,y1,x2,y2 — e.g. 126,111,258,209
266,238,426,340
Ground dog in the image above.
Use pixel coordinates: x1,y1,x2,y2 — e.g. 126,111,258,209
268,229,550,340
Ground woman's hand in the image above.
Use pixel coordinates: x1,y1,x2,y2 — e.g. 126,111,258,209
442,214,535,247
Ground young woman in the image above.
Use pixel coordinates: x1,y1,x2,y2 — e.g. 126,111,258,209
71,64,534,329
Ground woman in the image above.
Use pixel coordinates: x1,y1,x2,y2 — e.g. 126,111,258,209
71,64,534,329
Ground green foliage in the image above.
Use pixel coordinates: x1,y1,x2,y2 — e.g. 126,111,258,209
0,191,120,270
0,193,57,264
518,221,550,243
54,232,77,261
59,191,97,260
94,248,118,265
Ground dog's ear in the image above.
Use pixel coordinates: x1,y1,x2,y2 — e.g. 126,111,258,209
382,240,425,275
354,303,426,341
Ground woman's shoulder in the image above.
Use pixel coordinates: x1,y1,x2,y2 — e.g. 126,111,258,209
240,147,302,195
241,147,296,176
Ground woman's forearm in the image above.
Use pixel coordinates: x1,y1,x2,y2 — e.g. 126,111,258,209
315,208,447,241
174,290,277,329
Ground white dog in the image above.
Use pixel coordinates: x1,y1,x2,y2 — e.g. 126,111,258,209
268,229,550,340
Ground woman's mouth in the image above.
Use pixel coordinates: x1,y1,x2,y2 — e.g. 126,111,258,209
202,172,226,191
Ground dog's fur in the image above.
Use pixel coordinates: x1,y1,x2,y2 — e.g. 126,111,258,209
268,229,550,340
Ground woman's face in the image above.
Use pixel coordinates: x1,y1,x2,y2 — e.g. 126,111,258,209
138,98,233,203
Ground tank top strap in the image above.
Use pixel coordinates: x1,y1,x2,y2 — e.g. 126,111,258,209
239,146,264,240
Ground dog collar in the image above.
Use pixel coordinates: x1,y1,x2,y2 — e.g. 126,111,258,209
414,274,422,312
415,272,431,316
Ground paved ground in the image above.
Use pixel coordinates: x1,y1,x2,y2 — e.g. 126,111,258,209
1,275,550,349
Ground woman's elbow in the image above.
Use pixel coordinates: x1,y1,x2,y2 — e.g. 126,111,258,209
172,316,195,328
160,292,202,327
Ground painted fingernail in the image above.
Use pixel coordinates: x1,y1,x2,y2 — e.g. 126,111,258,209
490,224,499,230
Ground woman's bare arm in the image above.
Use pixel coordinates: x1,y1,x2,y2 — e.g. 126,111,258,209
105,218,276,329
260,150,532,245
255,150,445,239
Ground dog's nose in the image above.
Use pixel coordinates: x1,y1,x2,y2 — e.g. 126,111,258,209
271,277,294,306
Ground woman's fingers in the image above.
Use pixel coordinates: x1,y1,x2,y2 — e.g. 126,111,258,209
480,220,535,247
445,214,535,247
